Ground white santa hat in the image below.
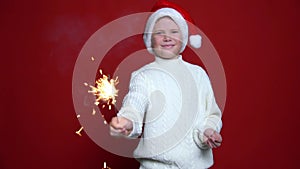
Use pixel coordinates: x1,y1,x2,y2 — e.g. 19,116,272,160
143,0,202,55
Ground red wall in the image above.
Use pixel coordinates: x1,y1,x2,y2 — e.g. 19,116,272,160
1,0,299,168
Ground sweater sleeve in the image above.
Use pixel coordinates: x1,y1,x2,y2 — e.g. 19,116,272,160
194,70,223,149
117,71,149,138
202,74,222,133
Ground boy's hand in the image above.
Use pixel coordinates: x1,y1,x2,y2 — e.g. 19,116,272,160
203,128,222,148
110,116,133,136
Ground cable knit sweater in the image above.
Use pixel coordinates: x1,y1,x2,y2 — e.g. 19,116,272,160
118,56,222,169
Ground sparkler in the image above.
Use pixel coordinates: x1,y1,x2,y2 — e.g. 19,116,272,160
87,69,119,110
75,55,119,145
77,62,118,138
75,60,116,168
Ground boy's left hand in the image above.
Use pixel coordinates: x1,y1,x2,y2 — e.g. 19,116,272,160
204,128,222,149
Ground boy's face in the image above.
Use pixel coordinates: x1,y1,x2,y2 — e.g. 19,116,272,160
151,17,183,59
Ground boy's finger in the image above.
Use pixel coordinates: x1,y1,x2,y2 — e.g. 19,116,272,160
111,117,120,124
109,126,123,136
210,132,222,143
207,140,214,148
110,122,124,131
204,138,213,148
214,135,222,143
210,138,221,147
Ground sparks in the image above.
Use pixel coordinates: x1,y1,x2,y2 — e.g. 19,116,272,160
75,126,84,136
88,69,119,107
102,162,111,169
91,56,95,61
92,108,96,115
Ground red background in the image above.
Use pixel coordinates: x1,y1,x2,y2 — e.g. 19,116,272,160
1,0,299,168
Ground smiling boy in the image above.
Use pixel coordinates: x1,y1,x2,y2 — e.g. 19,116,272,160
110,1,222,168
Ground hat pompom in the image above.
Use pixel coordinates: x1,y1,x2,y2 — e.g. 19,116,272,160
189,34,202,48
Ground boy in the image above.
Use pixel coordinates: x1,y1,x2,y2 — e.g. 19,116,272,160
110,1,222,168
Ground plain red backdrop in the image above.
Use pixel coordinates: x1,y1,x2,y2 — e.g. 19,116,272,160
0,0,299,169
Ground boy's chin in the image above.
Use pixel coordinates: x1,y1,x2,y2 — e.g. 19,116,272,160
159,55,179,60
155,50,179,59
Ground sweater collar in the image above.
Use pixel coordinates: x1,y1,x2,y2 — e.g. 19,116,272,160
155,55,183,65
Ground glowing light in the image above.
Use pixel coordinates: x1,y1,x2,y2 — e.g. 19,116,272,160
75,127,84,136
87,69,119,107
91,56,95,61
102,162,111,169
77,114,80,118
92,108,96,115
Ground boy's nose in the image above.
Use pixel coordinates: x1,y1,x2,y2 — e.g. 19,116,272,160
163,34,171,41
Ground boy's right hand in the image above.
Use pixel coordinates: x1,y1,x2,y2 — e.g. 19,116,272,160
110,116,133,136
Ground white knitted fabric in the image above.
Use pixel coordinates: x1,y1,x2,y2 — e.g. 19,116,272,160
118,56,222,169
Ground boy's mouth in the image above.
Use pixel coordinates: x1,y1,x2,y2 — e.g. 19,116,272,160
161,44,175,49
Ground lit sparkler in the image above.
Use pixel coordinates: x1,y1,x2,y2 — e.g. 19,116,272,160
87,69,119,110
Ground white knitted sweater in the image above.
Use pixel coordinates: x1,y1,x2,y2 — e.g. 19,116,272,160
118,56,222,169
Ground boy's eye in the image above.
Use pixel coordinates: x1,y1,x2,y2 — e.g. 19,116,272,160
171,30,179,34
155,31,164,35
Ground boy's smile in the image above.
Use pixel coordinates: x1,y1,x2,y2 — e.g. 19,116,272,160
161,44,175,49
